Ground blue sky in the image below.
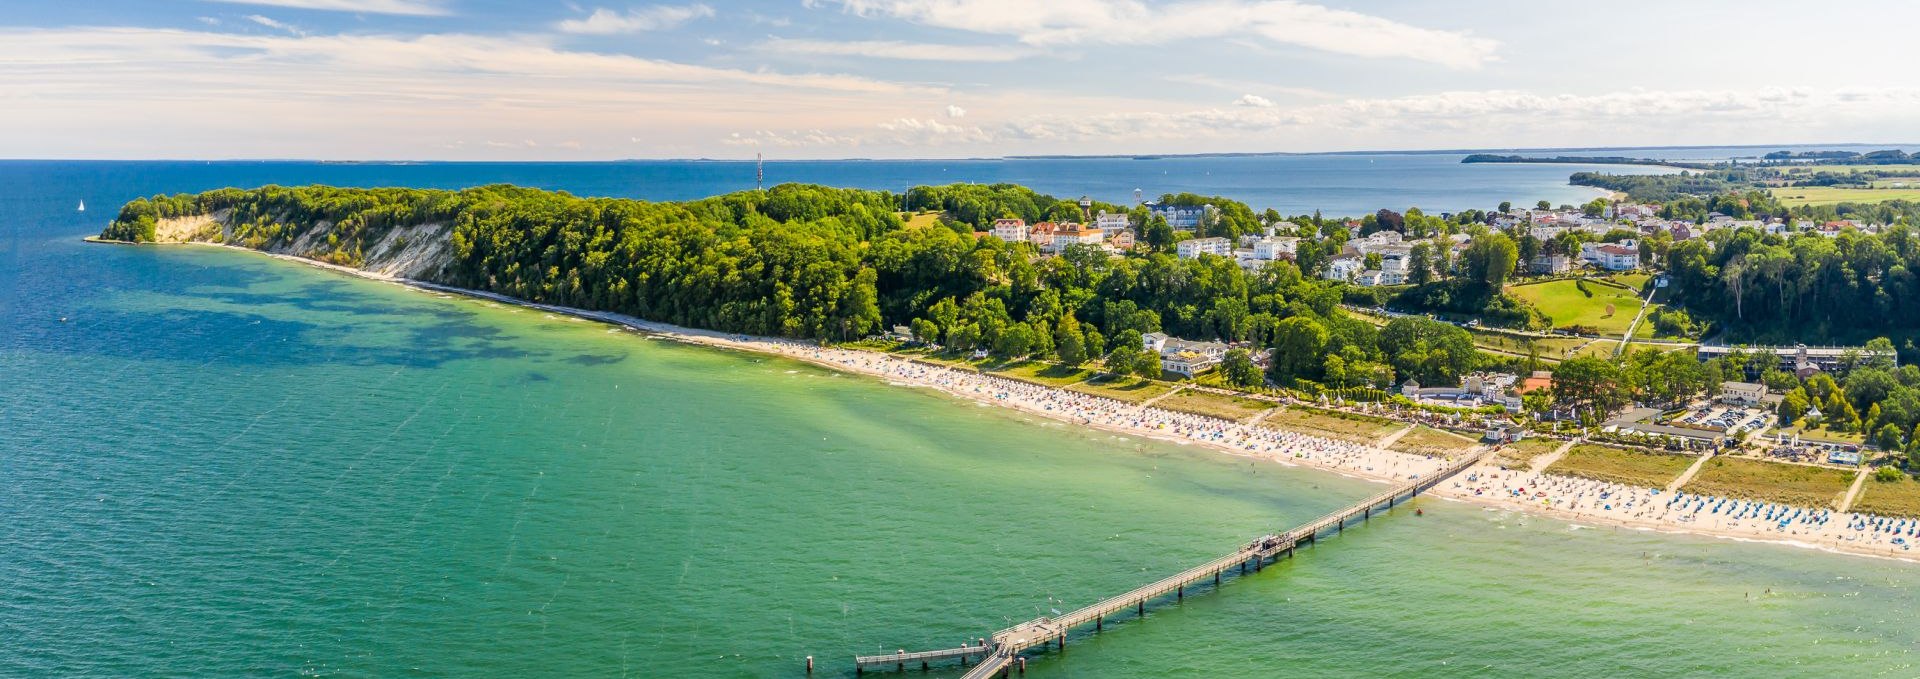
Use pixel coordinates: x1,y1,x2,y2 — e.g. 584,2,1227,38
5,0,1919,159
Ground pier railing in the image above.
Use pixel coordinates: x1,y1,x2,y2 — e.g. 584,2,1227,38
851,448,1490,677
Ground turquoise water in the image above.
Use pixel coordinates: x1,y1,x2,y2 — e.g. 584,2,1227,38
5,162,1920,677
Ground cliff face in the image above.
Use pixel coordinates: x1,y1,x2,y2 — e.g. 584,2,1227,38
149,210,453,280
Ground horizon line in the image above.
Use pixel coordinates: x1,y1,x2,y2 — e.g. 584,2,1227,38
5,141,1918,165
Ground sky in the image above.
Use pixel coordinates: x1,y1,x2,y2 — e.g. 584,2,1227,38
4,0,1919,160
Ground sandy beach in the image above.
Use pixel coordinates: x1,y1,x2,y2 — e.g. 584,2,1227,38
109,238,1920,564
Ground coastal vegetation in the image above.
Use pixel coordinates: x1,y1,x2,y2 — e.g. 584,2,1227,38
1067,374,1174,403
1257,405,1399,444
1680,457,1856,508
1155,390,1274,422
104,183,1535,395
1492,437,1563,469
1852,474,1920,518
1389,426,1477,456
1545,444,1695,488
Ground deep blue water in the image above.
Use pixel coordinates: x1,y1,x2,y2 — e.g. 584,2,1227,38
6,153,1648,223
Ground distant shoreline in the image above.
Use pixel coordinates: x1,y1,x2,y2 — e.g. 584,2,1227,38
19,142,1920,165
83,237,1920,565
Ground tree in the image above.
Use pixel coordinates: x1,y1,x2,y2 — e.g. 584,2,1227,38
1132,348,1164,378
1223,349,1262,388
1105,345,1139,375
1379,317,1478,384
1408,242,1435,285
1144,215,1175,252
1536,200,1551,210
1876,423,1906,452
1552,357,1629,422
1459,232,1519,300
910,318,939,345
1779,387,1810,425
1054,315,1087,365
994,323,1036,357
1499,201,1513,214
1269,316,1329,382
1083,329,1105,363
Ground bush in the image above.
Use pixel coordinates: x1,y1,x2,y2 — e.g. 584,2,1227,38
1876,466,1906,482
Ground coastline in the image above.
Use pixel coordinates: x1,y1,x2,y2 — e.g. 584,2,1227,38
91,237,1920,564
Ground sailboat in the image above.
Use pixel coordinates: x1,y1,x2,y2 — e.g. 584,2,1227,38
77,200,85,212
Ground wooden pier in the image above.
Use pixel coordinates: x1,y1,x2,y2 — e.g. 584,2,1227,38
851,449,1489,677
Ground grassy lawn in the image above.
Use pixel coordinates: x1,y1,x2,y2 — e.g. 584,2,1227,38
1390,426,1477,456
1775,422,1867,445
1681,456,1856,508
1771,186,1920,207
1507,278,1645,337
1154,390,1275,422
898,210,947,229
1606,272,1652,292
1545,443,1696,488
988,360,1094,387
1468,330,1587,359
1067,375,1176,404
1260,406,1402,444
1493,437,1565,469
1851,474,1920,518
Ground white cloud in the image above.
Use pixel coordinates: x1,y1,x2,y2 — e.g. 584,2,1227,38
246,15,305,36
1236,94,1273,108
945,104,966,118
557,4,715,35
721,86,1920,153
0,26,943,159
203,0,452,16
822,0,1499,69
758,38,1035,62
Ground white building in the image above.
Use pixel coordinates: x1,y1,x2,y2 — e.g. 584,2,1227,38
1143,333,1231,377
991,218,1028,243
1251,236,1298,261
1584,243,1640,271
1093,211,1131,234
1150,204,1215,231
1045,223,1104,253
1323,254,1363,281
1176,236,1233,259
1719,381,1768,406
1530,254,1571,274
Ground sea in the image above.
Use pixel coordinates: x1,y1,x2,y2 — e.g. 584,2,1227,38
4,150,1919,677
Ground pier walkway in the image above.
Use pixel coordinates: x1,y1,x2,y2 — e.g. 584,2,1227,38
852,448,1491,677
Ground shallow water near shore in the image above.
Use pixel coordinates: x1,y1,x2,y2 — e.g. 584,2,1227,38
7,164,1920,677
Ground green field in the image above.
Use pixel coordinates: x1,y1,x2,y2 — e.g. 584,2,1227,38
1681,457,1856,508
1067,375,1175,404
1390,426,1478,456
988,360,1094,387
1771,186,1920,207
1155,390,1275,422
1261,406,1402,444
898,210,947,229
1507,278,1646,336
1468,329,1588,360
1775,422,1867,445
1545,444,1696,488
1851,474,1920,518
1493,437,1564,469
